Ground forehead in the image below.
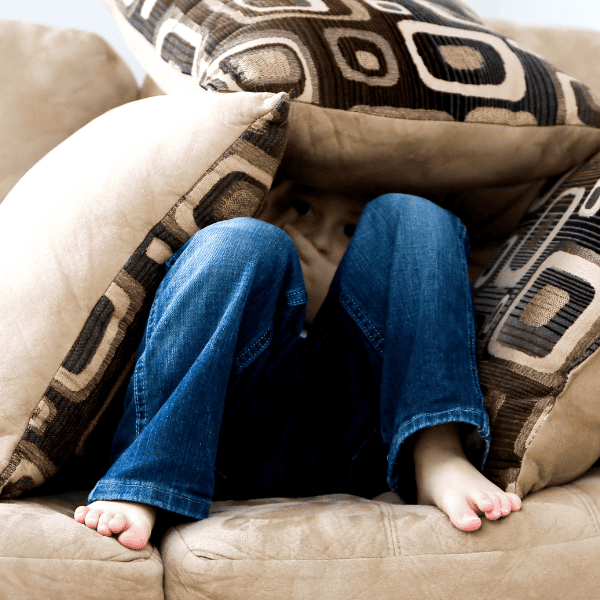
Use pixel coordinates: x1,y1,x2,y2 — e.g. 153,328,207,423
291,184,366,218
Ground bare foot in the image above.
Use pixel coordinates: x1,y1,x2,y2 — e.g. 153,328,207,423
73,500,157,550
413,423,521,532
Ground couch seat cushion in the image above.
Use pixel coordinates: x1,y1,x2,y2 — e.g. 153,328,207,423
161,466,600,599
0,490,163,600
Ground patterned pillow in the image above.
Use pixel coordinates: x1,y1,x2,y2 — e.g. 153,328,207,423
0,91,289,498
474,150,600,498
102,0,600,197
0,20,139,204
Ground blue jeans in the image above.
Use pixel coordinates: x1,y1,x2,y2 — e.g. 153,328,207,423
88,194,489,520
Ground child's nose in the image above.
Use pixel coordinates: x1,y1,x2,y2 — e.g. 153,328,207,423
306,224,331,254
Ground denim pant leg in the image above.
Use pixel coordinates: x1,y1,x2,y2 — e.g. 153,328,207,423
327,193,490,502
88,218,306,519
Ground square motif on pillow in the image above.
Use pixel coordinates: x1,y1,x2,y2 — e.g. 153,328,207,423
118,0,562,123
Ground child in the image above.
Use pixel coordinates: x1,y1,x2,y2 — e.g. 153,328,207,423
74,178,521,550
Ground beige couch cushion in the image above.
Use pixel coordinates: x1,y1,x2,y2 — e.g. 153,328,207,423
0,20,139,204
161,466,600,599
0,490,163,600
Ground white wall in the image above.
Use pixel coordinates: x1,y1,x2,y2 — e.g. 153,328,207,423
2,0,598,85
1,1,146,83
467,0,600,30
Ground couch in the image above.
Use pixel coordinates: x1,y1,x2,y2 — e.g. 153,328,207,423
2,3,600,599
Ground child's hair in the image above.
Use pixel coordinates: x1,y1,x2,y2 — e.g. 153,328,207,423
271,168,378,204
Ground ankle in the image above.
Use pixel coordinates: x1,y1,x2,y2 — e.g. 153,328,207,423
413,423,465,467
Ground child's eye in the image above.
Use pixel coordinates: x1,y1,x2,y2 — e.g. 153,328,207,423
292,199,312,216
343,224,357,237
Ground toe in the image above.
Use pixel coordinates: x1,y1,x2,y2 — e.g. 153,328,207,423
508,493,522,512
74,506,89,523
497,494,512,517
445,494,483,532
117,523,151,550
451,512,481,532
97,512,116,536
84,508,103,529
108,513,128,534
469,490,494,514
483,493,503,520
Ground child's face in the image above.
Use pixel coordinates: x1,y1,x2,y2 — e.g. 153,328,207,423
258,181,366,266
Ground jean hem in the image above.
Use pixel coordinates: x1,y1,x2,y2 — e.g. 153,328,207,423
88,479,211,521
386,407,490,495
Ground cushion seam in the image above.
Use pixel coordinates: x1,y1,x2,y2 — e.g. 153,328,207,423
174,535,600,566
561,481,600,537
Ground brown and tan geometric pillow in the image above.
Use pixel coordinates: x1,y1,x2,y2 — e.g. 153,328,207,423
102,0,600,198
0,91,289,498
0,20,139,204
474,150,600,498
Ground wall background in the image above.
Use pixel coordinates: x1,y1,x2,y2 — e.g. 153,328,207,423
2,0,599,85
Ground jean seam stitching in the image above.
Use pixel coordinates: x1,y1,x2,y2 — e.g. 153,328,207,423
392,408,490,453
133,306,158,439
392,408,489,447
94,480,211,506
339,289,384,355
459,226,482,400
234,328,273,369
285,289,307,306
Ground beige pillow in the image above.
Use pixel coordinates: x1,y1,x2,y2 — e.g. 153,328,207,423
102,0,600,200
0,90,288,498
0,20,139,203
474,149,600,498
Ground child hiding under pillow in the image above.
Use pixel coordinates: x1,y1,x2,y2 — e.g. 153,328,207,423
74,176,521,550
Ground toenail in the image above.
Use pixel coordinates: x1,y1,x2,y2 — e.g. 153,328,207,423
463,514,479,522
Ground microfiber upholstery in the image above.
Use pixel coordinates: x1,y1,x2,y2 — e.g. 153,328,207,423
0,20,138,204
0,91,289,498
159,466,600,600
474,150,600,497
102,0,600,499
0,490,164,600
102,0,600,197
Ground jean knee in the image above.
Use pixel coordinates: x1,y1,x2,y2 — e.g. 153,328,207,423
362,193,467,243
207,217,290,245
172,217,298,276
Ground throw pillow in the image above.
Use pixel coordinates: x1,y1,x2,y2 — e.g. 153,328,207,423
474,150,600,497
102,0,600,198
0,90,289,498
0,20,139,203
